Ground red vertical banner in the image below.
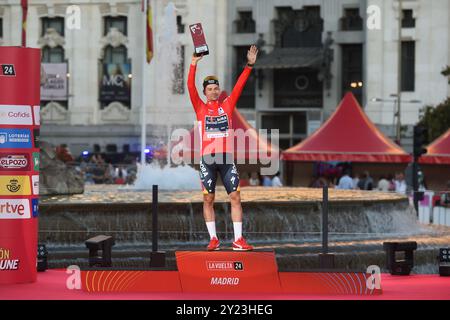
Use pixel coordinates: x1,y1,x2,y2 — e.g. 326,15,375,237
0,47,40,284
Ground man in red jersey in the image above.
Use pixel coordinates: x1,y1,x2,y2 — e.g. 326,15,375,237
188,45,258,251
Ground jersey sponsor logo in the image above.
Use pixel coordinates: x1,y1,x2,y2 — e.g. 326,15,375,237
0,128,32,149
218,107,225,115
0,199,31,219
0,176,31,196
0,105,33,125
0,153,30,170
205,115,229,138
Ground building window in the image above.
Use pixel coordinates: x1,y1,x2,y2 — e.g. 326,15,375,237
260,112,307,150
0,18,3,38
104,16,127,36
273,68,323,108
341,44,363,105
274,6,323,48
235,11,256,33
42,17,65,36
104,45,128,64
173,45,185,94
339,8,362,31
234,46,255,108
402,10,415,28
177,15,185,34
401,41,415,92
42,46,65,63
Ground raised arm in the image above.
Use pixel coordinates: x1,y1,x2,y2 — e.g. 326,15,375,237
228,45,258,108
187,54,203,112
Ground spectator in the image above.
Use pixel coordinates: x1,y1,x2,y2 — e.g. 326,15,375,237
439,180,450,207
92,164,106,184
387,174,396,191
249,172,260,186
377,175,390,192
272,172,283,187
114,165,128,184
56,144,74,163
262,176,272,187
311,176,328,188
394,172,407,194
336,170,353,190
357,171,374,190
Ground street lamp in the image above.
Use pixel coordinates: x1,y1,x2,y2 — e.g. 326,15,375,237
370,96,422,143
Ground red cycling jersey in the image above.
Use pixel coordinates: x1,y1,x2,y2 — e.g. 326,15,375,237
188,64,252,156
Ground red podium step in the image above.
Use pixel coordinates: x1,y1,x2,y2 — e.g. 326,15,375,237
175,250,281,293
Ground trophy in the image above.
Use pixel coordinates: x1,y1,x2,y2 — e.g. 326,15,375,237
189,23,209,56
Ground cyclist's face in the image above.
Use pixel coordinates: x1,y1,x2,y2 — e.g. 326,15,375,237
204,84,220,101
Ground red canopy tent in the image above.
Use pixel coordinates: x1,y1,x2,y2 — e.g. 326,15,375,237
172,92,278,163
281,92,412,163
419,129,450,165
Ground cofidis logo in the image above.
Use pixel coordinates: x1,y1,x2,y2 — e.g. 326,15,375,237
0,176,31,196
0,199,31,219
0,105,33,125
0,153,30,171
0,247,20,271
0,129,32,149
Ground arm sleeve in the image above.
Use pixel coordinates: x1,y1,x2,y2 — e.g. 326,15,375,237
187,64,202,113
227,66,253,111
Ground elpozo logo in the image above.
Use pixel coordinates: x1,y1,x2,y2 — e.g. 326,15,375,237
0,153,30,171
0,198,31,219
0,176,31,196
0,128,32,149
0,105,33,125
0,247,20,271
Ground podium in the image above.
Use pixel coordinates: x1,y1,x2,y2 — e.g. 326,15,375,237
176,250,281,293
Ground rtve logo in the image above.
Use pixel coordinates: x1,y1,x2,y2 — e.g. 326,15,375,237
0,199,31,219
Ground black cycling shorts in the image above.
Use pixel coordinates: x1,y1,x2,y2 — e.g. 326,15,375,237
199,153,240,194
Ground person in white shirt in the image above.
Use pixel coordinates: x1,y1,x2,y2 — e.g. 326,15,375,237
249,172,260,186
336,171,353,190
394,172,407,194
271,172,283,187
377,175,390,192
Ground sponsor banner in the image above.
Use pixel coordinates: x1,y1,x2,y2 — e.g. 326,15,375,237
0,128,32,149
0,105,33,125
33,128,40,148
33,105,40,125
31,198,39,218
176,251,281,293
32,152,39,171
40,63,68,101
0,64,16,77
0,198,31,219
0,152,30,171
0,247,20,271
99,63,131,104
31,175,39,195
0,176,31,196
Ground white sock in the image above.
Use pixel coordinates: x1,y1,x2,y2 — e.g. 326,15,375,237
233,222,243,241
206,221,217,239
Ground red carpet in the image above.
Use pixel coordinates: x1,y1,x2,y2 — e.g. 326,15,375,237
1,270,449,300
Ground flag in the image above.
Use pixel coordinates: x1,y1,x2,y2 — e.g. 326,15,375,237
146,0,154,63
21,0,28,47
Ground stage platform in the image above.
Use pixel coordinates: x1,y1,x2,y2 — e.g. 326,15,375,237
1,269,449,300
